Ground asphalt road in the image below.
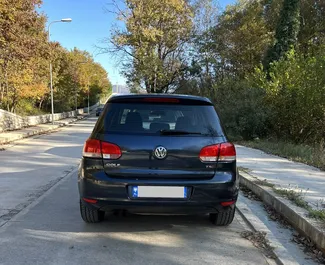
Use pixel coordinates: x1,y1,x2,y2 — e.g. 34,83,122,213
0,116,270,265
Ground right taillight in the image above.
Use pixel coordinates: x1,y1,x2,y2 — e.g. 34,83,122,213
83,139,122,160
199,143,236,162
219,142,236,162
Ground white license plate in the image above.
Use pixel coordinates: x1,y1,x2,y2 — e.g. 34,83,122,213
132,186,186,198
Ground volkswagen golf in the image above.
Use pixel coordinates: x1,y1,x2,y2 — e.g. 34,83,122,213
78,94,238,225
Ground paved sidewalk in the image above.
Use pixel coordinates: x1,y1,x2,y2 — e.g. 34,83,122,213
236,144,325,211
0,114,89,145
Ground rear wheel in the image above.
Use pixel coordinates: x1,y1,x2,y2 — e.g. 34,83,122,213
80,199,105,223
209,207,235,226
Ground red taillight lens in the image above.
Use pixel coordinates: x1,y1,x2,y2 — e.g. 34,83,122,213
221,200,236,206
83,139,122,160
199,143,236,162
83,139,101,158
101,142,122,159
83,198,97,204
219,143,236,162
199,145,220,162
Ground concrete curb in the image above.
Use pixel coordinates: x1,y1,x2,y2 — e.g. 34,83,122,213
0,114,89,145
239,170,325,254
236,194,300,265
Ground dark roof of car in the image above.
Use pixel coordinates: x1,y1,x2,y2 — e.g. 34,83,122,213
107,93,212,104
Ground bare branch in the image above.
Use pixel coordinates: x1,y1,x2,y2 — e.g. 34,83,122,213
103,0,127,19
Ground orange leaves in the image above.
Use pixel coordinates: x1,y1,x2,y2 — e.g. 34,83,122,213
19,83,48,99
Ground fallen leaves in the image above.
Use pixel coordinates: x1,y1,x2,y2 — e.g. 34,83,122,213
240,231,276,259
291,233,325,264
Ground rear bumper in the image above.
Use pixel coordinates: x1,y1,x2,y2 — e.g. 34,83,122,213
78,159,239,214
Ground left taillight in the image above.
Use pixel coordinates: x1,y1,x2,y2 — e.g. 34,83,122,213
83,139,101,158
101,141,122,159
83,139,121,160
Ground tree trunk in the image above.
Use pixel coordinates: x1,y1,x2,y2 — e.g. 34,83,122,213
4,70,10,111
153,65,158,93
0,82,3,104
145,79,151,93
39,98,44,110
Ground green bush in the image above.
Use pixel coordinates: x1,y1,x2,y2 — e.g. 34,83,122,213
15,99,46,116
210,79,272,141
252,49,325,144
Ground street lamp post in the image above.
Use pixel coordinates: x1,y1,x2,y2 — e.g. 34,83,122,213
48,18,72,124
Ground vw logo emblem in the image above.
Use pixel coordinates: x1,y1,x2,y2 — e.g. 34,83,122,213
154,146,167,160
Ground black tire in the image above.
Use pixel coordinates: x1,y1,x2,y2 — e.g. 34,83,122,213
209,207,235,226
80,199,105,223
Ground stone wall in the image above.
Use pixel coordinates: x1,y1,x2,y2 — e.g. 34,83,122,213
0,103,99,132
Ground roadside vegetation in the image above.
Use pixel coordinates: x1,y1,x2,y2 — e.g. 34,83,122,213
106,0,325,167
241,175,325,221
241,183,325,262
1,0,324,164
0,1,111,115
238,140,325,170
273,187,325,221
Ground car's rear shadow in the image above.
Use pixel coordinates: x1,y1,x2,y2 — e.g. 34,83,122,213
94,211,214,232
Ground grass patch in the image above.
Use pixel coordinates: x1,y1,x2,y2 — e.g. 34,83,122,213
238,139,325,170
273,188,309,209
308,209,325,220
238,166,252,172
273,187,325,221
253,179,275,188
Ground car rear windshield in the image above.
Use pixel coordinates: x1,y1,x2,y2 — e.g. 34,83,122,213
99,102,224,136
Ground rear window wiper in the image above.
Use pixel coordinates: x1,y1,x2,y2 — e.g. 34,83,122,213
159,129,204,135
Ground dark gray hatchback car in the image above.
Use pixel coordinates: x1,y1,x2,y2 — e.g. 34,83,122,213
78,94,238,225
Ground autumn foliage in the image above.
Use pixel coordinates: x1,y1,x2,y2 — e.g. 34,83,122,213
0,0,111,114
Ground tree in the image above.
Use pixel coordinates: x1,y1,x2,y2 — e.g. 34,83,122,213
53,47,111,112
264,0,300,68
178,0,273,96
0,0,111,114
106,0,193,93
252,49,325,143
187,0,219,95
298,0,325,51
0,0,48,112
215,1,273,77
